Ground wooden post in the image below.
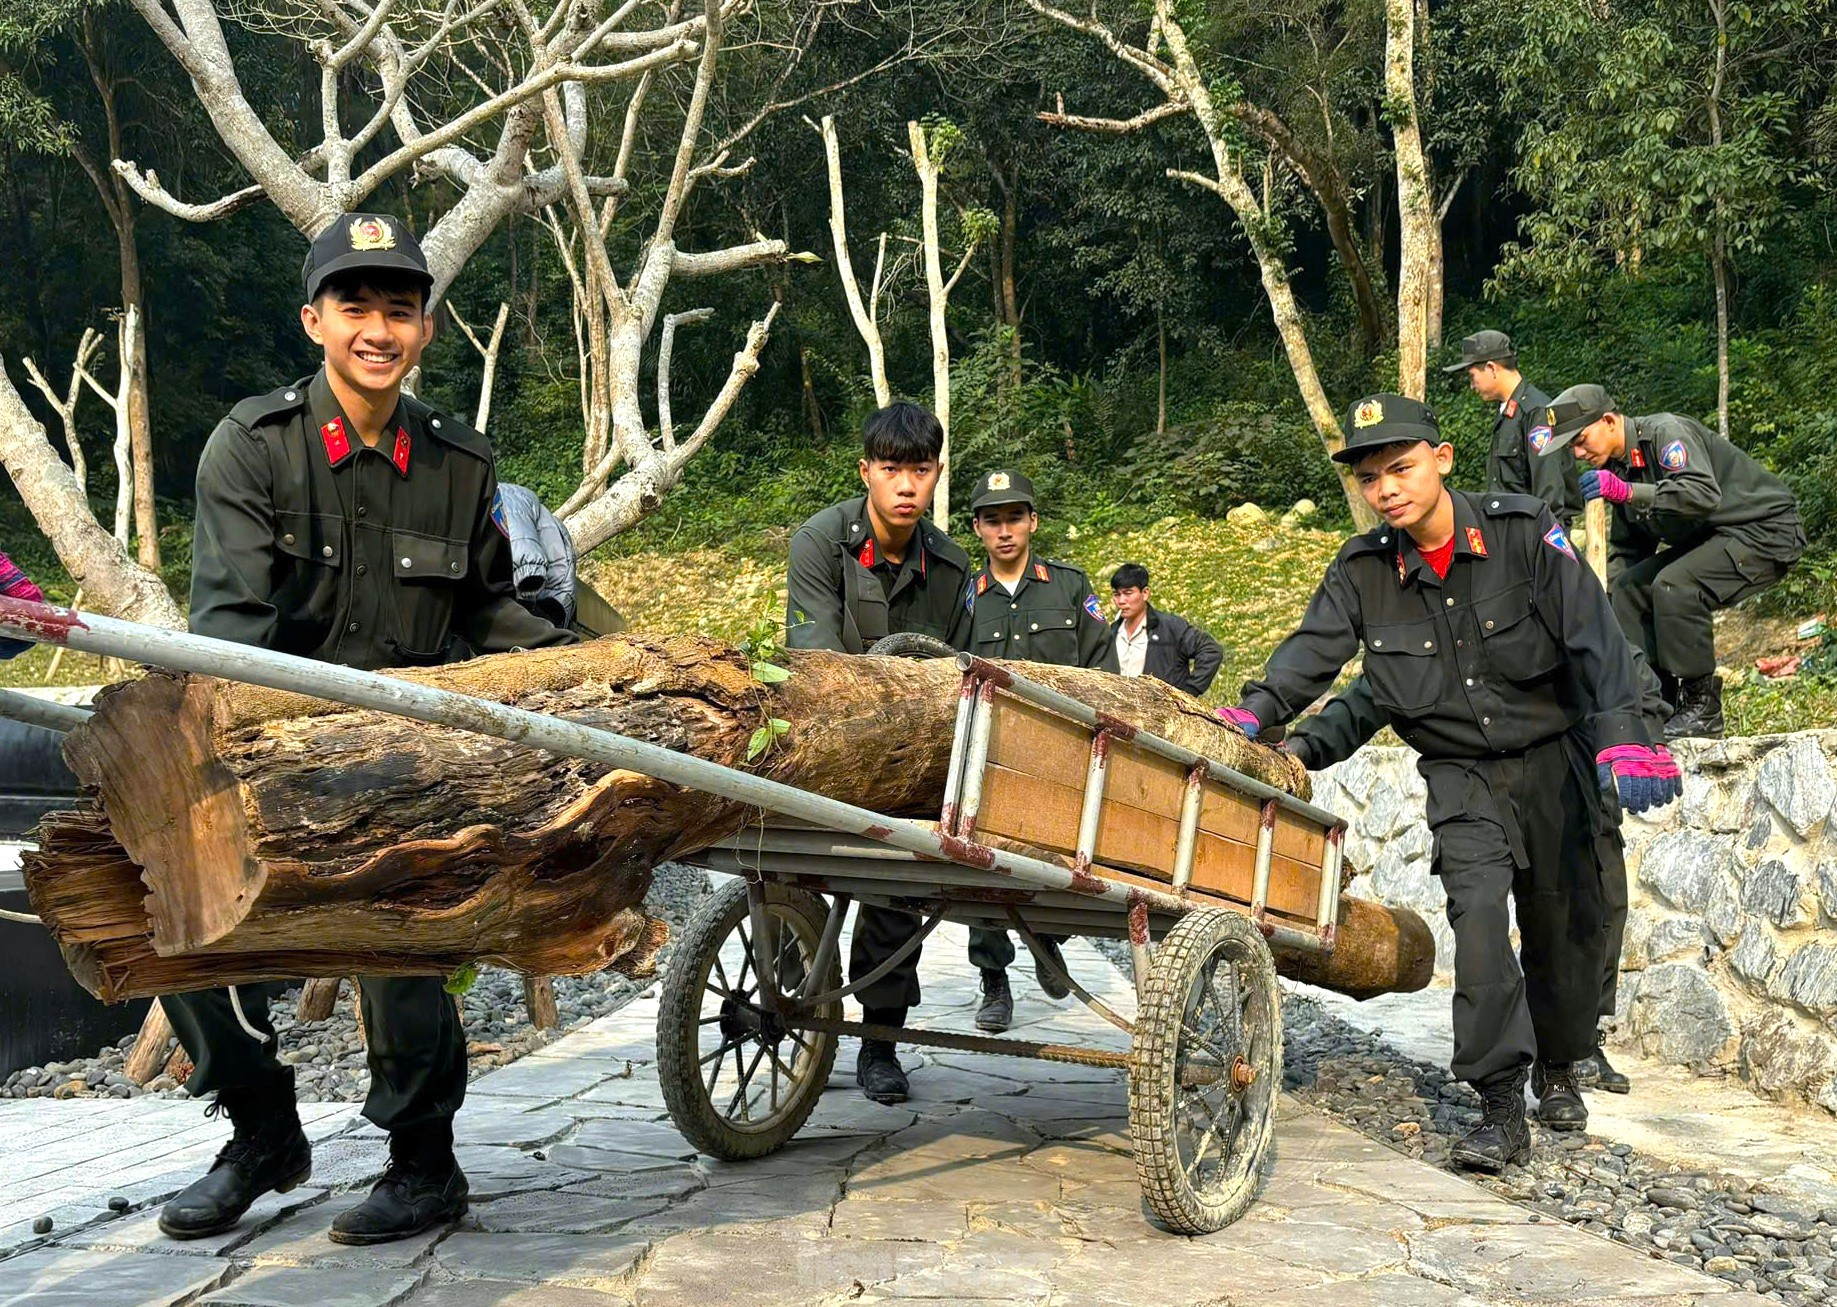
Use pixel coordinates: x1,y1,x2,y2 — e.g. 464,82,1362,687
524,975,561,1030
1585,500,1609,583
121,999,174,1084
296,976,343,1023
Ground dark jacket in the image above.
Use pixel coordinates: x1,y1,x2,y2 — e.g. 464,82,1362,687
1131,606,1223,695
189,369,575,670
1488,377,1580,527
1240,490,1650,761
966,556,1118,671
784,496,973,653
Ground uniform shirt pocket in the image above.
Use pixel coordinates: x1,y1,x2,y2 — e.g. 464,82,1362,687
1024,606,1081,665
1473,582,1560,684
388,528,469,659
1361,618,1445,715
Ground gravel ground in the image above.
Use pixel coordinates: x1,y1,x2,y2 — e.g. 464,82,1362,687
1091,935,1835,1306
2,863,712,1103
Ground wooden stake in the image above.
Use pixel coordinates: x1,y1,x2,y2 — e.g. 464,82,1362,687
524,975,560,1030
296,976,343,1023
121,999,174,1084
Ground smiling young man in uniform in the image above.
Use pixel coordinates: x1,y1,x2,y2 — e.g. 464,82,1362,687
158,213,577,1247
960,469,1116,1032
1216,394,1680,1169
784,402,973,1103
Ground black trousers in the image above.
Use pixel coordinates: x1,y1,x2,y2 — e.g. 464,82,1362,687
1611,537,1790,678
165,977,467,1133
1423,734,1604,1085
966,927,1066,972
849,906,925,1011
1596,825,1630,1022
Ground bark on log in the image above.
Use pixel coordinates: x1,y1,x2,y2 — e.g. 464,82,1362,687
21,634,1423,1004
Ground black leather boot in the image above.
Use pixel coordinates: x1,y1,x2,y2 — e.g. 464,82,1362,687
159,1084,311,1240
1531,1060,1589,1131
975,969,1014,1032
1031,938,1071,1001
1575,1045,1632,1094
1663,675,1724,740
855,1006,910,1104
1451,1069,1533,1173
329,1121,468,1245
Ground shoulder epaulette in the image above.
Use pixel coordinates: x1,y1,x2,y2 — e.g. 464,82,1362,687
226,382,310,430
1042,557,1088,580
920,521,971,570
403,393,492,460
1479,493,1545,519
1339,525,1396,558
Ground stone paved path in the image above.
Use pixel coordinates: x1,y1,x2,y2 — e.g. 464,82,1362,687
0,921,1774,1305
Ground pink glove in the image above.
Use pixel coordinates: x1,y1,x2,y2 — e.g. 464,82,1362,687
1580,469,1632,504
0,550,45,661
1596,743,1682,813
1214,706,1260,738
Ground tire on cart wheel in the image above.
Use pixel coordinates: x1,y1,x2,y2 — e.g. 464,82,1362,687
1128,907,1282,1234
658,877,841,1160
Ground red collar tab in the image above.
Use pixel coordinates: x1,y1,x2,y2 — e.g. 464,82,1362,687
390,426,412,477
975,572,989,595
918,542,928,577
1630,447,1647,469
320,417,352,466
1031,562,1050,583
1395,549,1409,586
856,536,877,569
1505,398,1518,418
1465,526,1488,557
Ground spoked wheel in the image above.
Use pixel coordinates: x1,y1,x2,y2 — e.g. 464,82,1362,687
658,877,841,1160
1128,908,1282,1234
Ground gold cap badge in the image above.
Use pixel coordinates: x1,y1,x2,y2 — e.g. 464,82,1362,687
1353,399,1384,429
349,216,396,252
987,471,1011,490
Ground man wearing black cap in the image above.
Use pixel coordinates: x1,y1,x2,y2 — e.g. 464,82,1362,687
160,213,576,1247
1443,330,1579,528
1540,385,1805,738
785,401,974,1104
962,469,1116,1031
1215,394,1680,1169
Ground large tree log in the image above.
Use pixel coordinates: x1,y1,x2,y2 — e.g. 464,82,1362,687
22,635,1424,1003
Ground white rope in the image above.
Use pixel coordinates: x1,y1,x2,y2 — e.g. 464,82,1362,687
0,907,42,925
228,984,272,1044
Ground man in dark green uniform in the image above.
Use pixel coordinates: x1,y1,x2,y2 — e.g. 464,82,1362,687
1442,330,1578,527
1217,393,1680,1169
785,402,973,1103
960,469,1117,1032
1541,385,1806,739
160,214,576,1247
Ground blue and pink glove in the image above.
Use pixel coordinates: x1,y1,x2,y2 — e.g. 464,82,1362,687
1580,469,1632,504
1214,706,1260,738
1596,744,1682,814
0,550,45,660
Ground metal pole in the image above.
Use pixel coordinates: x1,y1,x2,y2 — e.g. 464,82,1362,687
1250,799,1276,921
1170,763,1205,894
939,671,978,835
953,679,997,840
0,688,92,735
1073,728,1112,872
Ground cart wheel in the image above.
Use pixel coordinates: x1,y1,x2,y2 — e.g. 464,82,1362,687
658,878,841,1160
1128,908,1282,1234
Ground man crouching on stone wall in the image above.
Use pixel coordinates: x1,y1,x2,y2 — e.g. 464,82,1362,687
1212,394,1682,1171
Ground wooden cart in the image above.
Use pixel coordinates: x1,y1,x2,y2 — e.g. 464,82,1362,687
663,655,1347,1234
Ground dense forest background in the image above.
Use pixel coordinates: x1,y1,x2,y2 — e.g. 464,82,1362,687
2,0,1835,617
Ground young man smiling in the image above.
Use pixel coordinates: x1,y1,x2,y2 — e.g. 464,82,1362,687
785,402,973,1103
961,469,1116,1032
1217,394,1680,1170
161,213,576,1248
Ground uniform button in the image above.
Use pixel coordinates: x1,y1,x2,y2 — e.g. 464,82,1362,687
1372,640,1384,648
348,622,360,633
1423,641,1433,650
1445,597,1455,607
1065,618,1074,625
1457,639,1465,648
284,390,297,401
321,545,333,558
401,556,413,569
1030,623,1039,631
1484,620,1495,630
449,561,462,574
431,418,442,428
1379,535,1389,544
1490,500,1500,508
1465,678,1475,686
282,533,296,545
1010,603,1018,610
1482,715,1492,725
357,505,367,517
356,564,367,576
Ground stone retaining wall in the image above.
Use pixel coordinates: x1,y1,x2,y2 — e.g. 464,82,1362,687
1310,730,1837,1114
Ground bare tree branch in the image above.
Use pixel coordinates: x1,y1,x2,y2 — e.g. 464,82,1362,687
656,307,713,452
1035,98,1188,134
110,166,270,222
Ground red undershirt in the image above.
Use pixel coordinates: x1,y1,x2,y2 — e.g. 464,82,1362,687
1418,536,1456,579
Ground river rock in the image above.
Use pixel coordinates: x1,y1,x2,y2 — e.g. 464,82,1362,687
1757,735,1836,838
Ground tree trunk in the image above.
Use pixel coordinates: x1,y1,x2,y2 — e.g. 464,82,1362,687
21,636,1431,1003
1156,307,1168,438
119,218,158,571
910,122,953,531
1385,0,1433,402
997,161,1023,387
1708,0,1731,440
